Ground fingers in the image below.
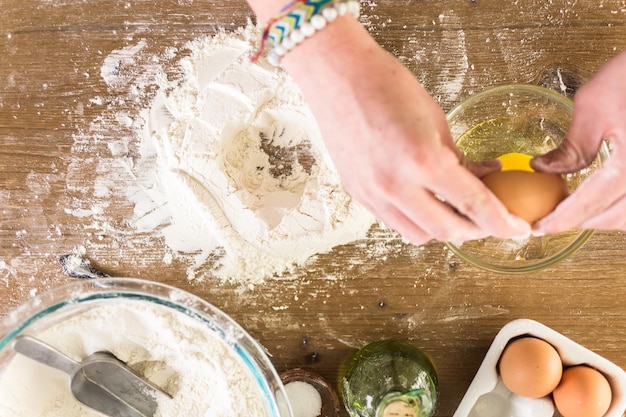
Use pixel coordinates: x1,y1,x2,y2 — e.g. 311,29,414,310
578,195,626,230
369,203,432,246
359,180,486,245
534,159,626,233
392,186,491,243
423,162,531,239
367,199,486,244
382,175,529,243
353,152,530,244
354,157,531,245
531,86,606,174
371,146,531,242
356,156,506,244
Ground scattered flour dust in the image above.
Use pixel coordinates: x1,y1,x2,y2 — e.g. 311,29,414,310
0,299,272,417
77,24,381,286
399,10,469,108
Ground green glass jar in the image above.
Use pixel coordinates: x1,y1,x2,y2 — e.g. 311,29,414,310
340,340,439,417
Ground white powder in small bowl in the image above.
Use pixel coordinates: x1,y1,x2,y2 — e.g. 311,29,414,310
283,381,323,417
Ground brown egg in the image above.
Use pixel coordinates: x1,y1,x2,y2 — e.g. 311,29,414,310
481,170,569,223
498,336,563,398
553,365,612,417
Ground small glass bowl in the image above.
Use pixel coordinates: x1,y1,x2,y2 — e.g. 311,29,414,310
0,278,291,417
446,84,609,273
280,368,341,417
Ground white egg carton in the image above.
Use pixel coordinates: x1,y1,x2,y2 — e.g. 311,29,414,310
453,318,626,417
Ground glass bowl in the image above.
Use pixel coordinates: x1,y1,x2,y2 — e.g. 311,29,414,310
0,278,291,417
446,84,609,274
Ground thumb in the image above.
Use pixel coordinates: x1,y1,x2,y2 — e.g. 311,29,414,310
463,158,501,178
531,138,602,174
531,97,605,175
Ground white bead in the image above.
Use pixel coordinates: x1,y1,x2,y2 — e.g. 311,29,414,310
290,29,305,44
310,14,327,30
322,6,338,22
273,44,287,56
268,53,281,67
263,0,364,68
282,36,295,50
301,22,316,37
348,1,360,17
336,2,348,15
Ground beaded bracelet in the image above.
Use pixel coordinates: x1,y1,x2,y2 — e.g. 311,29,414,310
252,0,361,66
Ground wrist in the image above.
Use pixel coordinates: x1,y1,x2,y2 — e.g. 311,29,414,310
282,13,372,71
251,0,363,66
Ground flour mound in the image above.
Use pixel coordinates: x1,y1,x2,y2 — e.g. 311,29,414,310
136,26,375,285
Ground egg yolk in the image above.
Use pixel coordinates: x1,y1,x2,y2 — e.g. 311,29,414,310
497,152,534,172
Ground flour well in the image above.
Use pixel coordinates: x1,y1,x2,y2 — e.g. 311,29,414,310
129,25,376,284
0,299,272,417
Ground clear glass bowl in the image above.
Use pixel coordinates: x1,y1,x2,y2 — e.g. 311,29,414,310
446,84,609,273
0,278,291,417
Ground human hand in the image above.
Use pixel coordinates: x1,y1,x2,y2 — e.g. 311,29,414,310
281,17,530,245
532,50,626,234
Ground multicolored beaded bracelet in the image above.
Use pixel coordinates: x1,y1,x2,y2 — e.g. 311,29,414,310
252,0,361,66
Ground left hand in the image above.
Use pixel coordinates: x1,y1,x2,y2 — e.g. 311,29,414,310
531,50,626,234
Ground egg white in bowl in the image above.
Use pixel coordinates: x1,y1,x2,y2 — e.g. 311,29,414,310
445,84,610,274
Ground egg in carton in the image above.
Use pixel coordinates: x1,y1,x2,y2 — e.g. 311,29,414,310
453,318,626,417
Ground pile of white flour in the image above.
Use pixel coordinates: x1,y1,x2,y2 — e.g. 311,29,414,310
0,299,272,417
124,25,376,284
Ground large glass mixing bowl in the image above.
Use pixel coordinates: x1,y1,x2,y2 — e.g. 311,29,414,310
446,84,609,273
0,278,291,417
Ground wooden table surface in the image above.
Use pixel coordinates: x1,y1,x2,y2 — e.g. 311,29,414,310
2,1,626,416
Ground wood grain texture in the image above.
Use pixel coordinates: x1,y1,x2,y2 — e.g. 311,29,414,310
2,1,626,416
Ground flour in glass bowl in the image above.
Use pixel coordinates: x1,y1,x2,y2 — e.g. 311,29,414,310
0,299,274,417
119,24,377,285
